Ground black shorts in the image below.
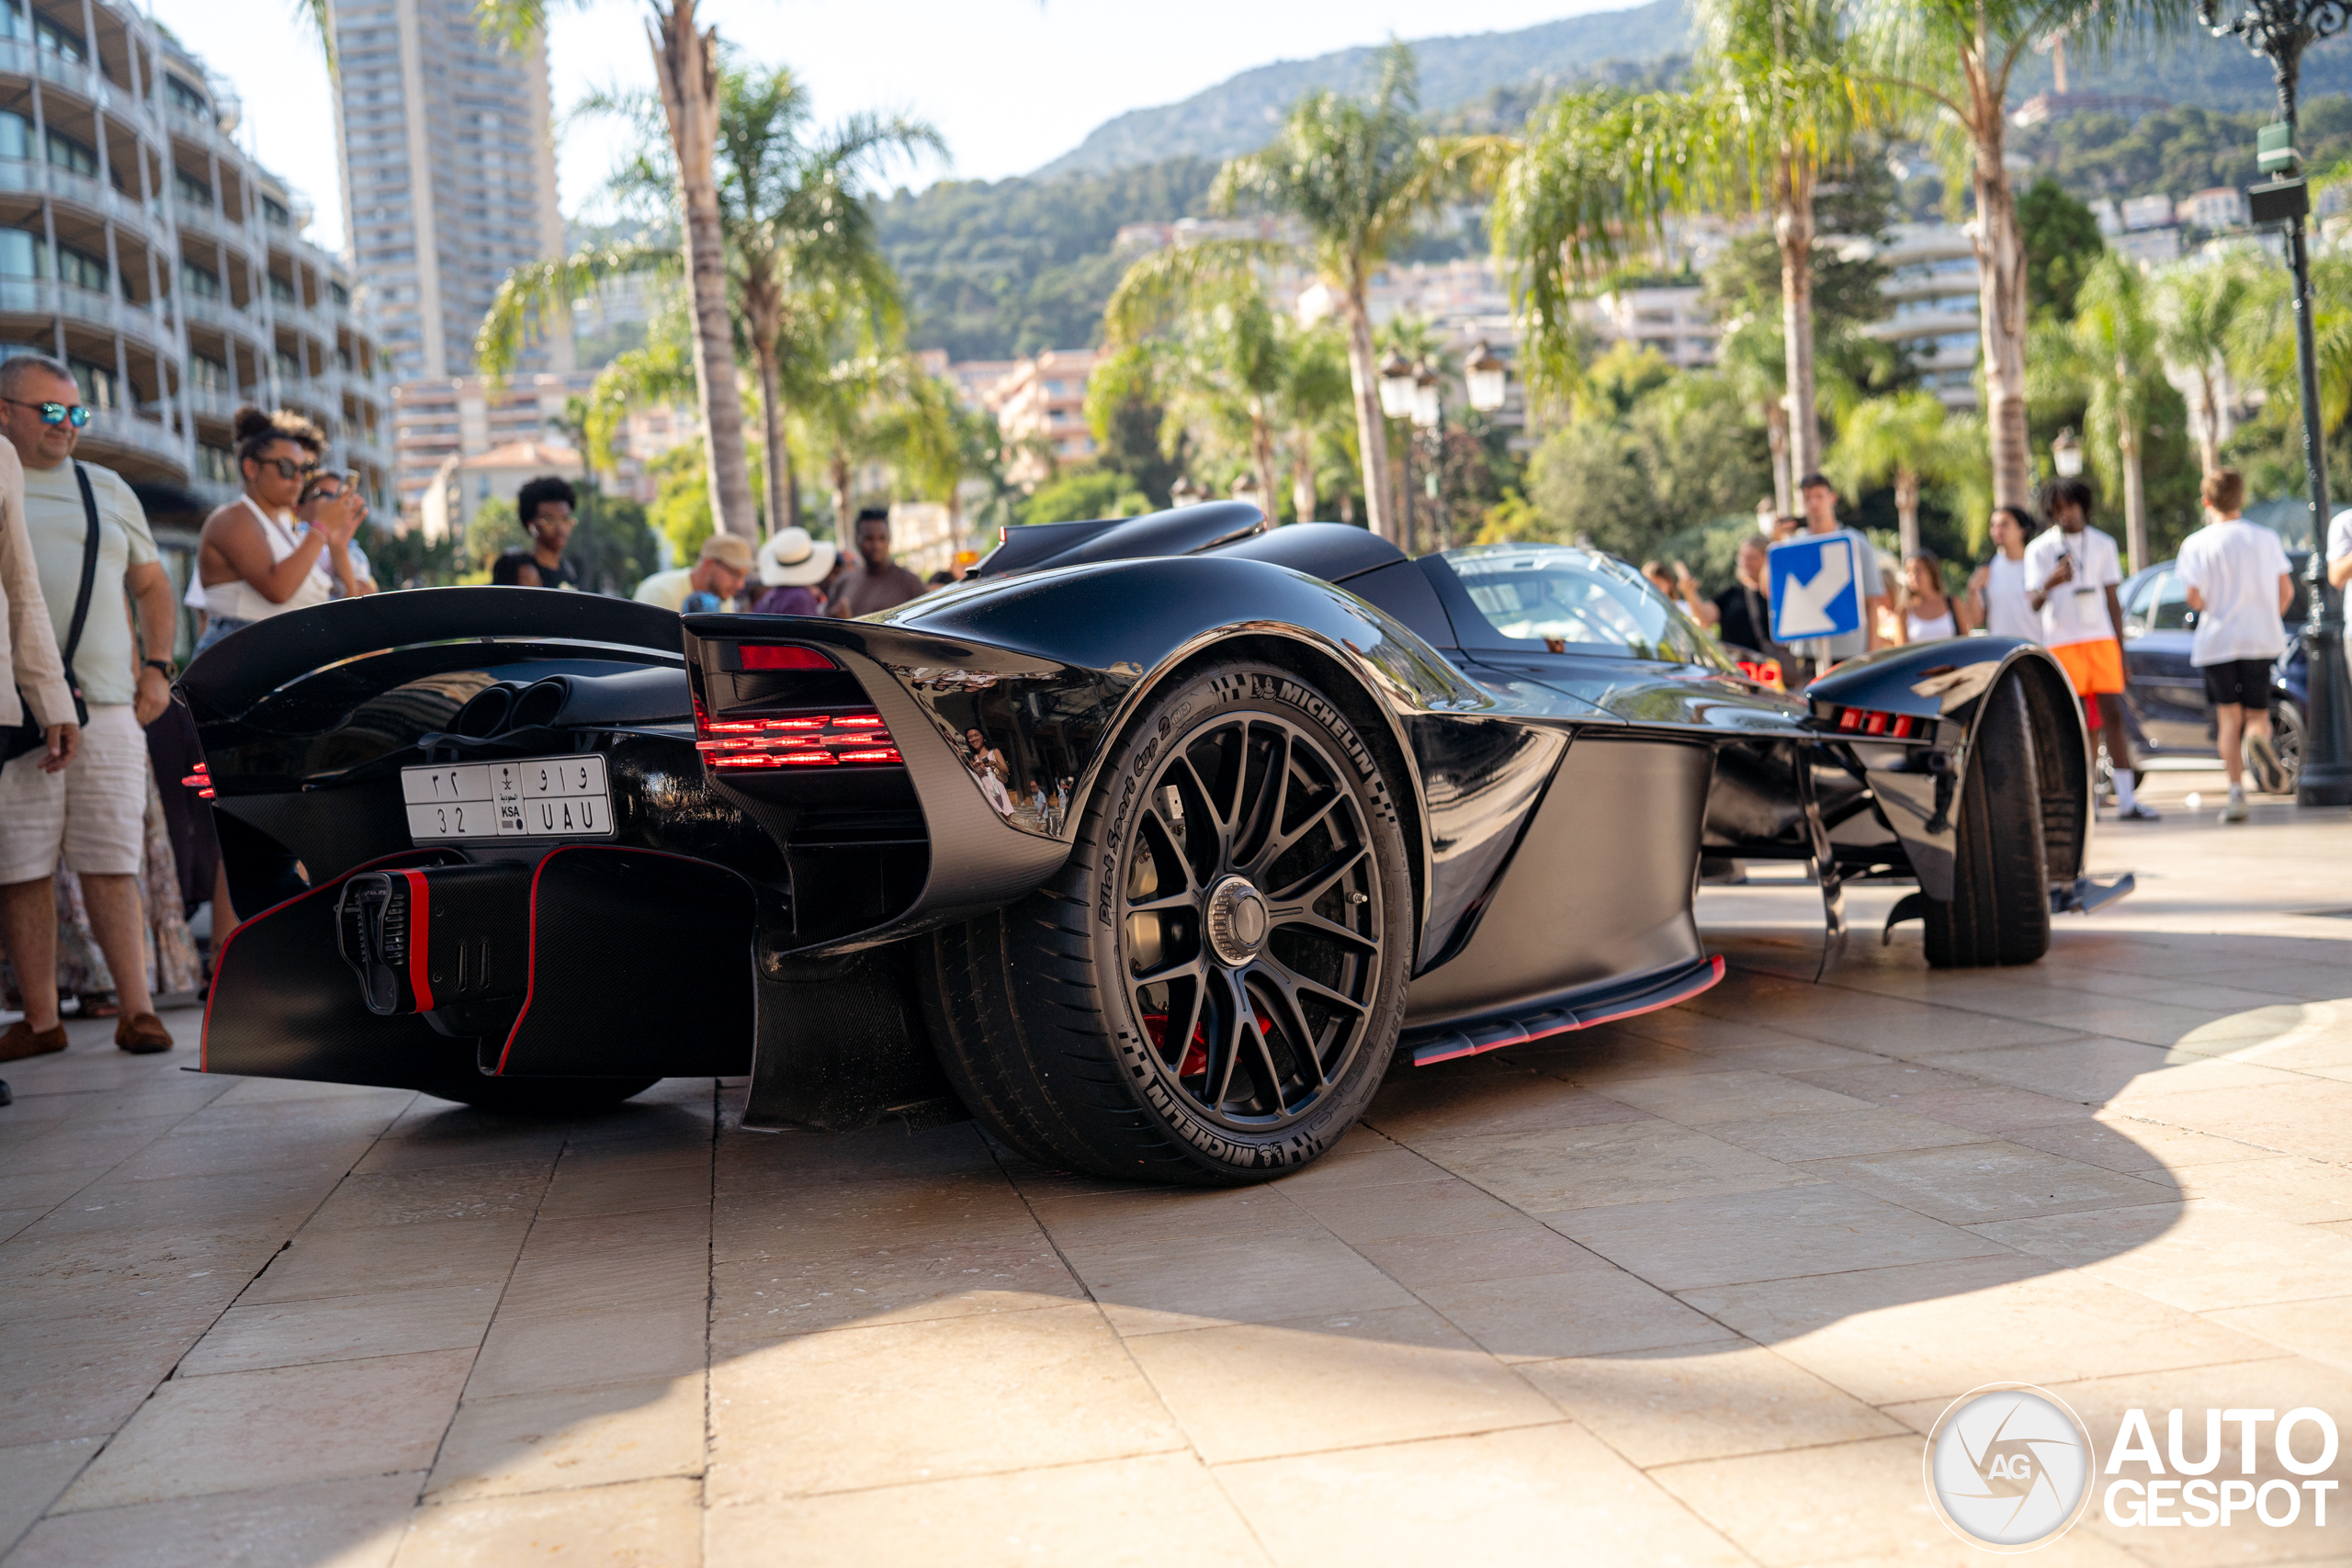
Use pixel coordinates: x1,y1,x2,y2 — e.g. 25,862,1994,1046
2200,658,2274,709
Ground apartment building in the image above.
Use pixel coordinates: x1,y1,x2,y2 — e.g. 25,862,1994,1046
1869,223,1982,409
0,0,388,507
1577,286,1717,370
327,0,564,382
985,349,1099,485
390,368,592,521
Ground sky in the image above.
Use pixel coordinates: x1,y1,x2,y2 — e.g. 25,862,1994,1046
146,0,1622,255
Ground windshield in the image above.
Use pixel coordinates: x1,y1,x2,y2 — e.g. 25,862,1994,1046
1443,544,1729,670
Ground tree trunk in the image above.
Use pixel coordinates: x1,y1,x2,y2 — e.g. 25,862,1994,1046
2120,422,2149,577
1291,430,1317,526
2196,366,2222,476
752,331,797,536
1972,111,2032,510
1763,399,1792,514
1339,285,1396,543
1896,465,1920,564
1777,155,1821,484
1250,403,1279,525
831,450,853,536
650,1,757,541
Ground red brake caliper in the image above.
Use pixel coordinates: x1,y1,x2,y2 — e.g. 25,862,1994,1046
1146,1005,1275,1081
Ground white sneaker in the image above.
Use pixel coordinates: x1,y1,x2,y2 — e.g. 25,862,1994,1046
2222,785,2248,824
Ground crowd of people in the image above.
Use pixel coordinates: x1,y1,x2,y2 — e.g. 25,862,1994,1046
0,397,2320,1092
1643,466,2306,827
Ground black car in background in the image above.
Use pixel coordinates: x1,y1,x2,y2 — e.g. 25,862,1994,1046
2117,551,2309,787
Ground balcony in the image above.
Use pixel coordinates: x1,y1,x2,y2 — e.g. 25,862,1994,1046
79,407,186,470
0,159,170,243
0,276,163,346
168,385,243,423
175,291,266,344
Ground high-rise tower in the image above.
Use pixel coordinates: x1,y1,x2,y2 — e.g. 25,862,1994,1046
329,0,566,380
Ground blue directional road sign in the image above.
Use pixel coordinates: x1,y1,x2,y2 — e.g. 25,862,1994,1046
1769,532,1864,643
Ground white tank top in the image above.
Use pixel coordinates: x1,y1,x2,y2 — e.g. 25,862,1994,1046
1982,553,2037,640
205,496,332,624
1906,605,1958,641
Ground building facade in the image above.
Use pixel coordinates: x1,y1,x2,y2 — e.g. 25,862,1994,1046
1868,223,1982,409
0,0,387,507
985,349,1100,485
327,0,564,382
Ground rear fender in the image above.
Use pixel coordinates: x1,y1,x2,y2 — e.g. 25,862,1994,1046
685,554,1487,957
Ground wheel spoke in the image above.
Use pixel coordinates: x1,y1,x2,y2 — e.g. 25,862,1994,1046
1253,968,1330,1088
1236,727,1294,868
1205,969,1249,1109
1270,905,1379,954
1159,975,1206,1073
1256,791,1341,874
1127,886,1196,917
1267,962,1370,1019
1245,1004,1290,1111
1133,953,1206,988
1270,843,1370,906
1172,753,1231,868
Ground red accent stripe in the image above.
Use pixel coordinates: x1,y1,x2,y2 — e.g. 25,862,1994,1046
400,870,434,1012
198,848,455,1073
1409,955,1726,1068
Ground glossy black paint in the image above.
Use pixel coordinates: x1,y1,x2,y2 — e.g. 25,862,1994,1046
183,507,2101,1146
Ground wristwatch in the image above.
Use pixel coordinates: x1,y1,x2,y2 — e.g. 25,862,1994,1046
143,658,175,677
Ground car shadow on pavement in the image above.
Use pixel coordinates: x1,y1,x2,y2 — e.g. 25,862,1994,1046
6,906,2351,1564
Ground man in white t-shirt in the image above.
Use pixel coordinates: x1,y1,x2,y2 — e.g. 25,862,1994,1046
2024,478,2151,818
1968,505,2041,641
2330,503,2351,592
2177,468,2294,819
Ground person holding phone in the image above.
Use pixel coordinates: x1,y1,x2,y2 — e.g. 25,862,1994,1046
2025,477,2151,819
193,407,364,656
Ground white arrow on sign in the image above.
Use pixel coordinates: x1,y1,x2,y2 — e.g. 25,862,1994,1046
1778,541,1852,637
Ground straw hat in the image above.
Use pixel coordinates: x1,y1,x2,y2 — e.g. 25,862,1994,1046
696,534,756,571
756,526,837,587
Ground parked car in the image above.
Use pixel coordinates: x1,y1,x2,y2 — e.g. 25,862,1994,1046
182,506,2115,1184
2117,551,2308,788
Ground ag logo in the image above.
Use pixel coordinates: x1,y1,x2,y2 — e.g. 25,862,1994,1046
1924,1382,2095,1551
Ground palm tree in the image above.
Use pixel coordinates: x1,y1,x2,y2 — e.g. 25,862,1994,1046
478,61,934,540
1825,389,1977,560
2031,254,2168,574
2156,254,2256,477
1102,246,1288,515
1212,45,1483,546
1718,315,1793,512
473,0,753,536
1694,0,1883,486
1277,319,1353,523
1851,0,2195,509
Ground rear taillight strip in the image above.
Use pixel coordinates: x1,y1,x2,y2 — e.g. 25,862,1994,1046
1826,705,1924,739
694,705,902,769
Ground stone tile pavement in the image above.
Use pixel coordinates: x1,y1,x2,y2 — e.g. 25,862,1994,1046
4,765,2350,1565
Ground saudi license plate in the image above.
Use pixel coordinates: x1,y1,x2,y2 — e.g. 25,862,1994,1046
401,756,615,842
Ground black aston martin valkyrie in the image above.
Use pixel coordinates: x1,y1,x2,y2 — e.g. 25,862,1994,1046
187,502,2121,1183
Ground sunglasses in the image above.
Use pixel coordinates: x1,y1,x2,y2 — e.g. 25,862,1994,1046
258,456,321,480
4,397,89,428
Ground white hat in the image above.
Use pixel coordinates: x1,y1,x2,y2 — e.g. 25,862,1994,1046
757,526,837,587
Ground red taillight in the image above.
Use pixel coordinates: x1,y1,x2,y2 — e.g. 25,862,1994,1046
694,704,900,770
1829,706,1922,739
181,761,214,799
737,644,835,671
1735,658,1785,691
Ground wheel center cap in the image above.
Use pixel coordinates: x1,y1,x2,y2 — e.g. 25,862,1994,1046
1205,874,1270,967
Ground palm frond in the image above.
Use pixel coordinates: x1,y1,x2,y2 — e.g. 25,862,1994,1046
476,244,679,384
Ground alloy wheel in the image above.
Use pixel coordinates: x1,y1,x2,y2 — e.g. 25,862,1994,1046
1117,711,1385,1132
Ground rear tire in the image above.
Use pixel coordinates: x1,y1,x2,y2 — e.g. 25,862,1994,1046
922,660,1411,1184
1924,675,2052,969
2271,698,2304,794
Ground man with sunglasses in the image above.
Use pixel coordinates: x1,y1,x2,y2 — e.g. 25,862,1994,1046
0,353,178,1059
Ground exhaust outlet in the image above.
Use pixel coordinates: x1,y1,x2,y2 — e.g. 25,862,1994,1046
337,863,533,1035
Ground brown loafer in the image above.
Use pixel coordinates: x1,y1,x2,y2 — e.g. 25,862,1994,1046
0,1020,68,1062
115,1013,175,1055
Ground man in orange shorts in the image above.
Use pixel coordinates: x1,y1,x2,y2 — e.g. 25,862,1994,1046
2025,478,2153,819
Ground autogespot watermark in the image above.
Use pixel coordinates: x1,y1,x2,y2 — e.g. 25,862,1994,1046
1923,1384,2342,1552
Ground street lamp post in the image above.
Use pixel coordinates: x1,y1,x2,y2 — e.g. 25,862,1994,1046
1412,364,1444,553
2201,0,2352,807
1377,352,1418,544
